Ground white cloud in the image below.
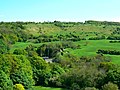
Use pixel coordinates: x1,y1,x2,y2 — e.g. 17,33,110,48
111,17,120,22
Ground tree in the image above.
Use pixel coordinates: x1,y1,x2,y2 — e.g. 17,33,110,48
11,69,34,89
10,55,34,89
0,39,8,54
48,63,65,87
61,61,106,89
0,54,34,89
105,67,120,88
29,56,51,86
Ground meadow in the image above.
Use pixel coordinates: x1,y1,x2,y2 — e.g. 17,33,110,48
67,40,120,64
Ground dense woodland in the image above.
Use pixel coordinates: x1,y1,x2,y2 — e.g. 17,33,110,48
1,21,120,90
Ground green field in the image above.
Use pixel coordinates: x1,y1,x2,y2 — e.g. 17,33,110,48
32,86,66,90
23,23,117,38
66,40,120,64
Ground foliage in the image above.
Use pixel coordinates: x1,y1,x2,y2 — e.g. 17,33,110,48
89,36,105,40
102,82,118,90
84,87,98,90
0,39,8,54
109,40,120,43
37,42,80,58
70,83,80,90
48,63,65,87
107,36,120,40
105,67,120,88
61,67,105,89
10,55,34,89
85,20,120,26
29,56,51,86
1,21,120,90
0,70,13,90
13,84,25,90
13,49,27,55
97,49,120,55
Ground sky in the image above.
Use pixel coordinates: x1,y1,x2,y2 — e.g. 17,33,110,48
0,0,120,22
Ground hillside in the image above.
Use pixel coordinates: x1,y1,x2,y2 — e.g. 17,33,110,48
0,21,120,90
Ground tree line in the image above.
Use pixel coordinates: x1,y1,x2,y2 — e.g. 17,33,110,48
97,49,120,55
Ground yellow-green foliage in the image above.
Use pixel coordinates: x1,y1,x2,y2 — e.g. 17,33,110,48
13,84,25,90
102,82,118,90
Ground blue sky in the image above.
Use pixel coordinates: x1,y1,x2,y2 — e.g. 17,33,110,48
0,0,120,22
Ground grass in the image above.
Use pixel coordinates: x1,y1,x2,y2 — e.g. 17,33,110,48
66,40,120,65
24,23,115,38
68,40,120,55
105,55,120,64
31,86,67,90
9,42,33,53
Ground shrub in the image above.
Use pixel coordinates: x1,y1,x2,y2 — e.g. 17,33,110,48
70,83,80,90
13,84,25,90
102,82,118,90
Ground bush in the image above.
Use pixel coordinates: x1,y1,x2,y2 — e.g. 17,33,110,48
97,49,120,55
70,83,80,90
13,84,25,90
102,82,118,90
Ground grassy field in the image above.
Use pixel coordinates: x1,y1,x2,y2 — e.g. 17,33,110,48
9,42,33,53
24,23,115,37
66,40,120,64
31,86,67,90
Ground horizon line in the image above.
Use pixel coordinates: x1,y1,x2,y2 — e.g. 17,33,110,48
0,20,120,23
